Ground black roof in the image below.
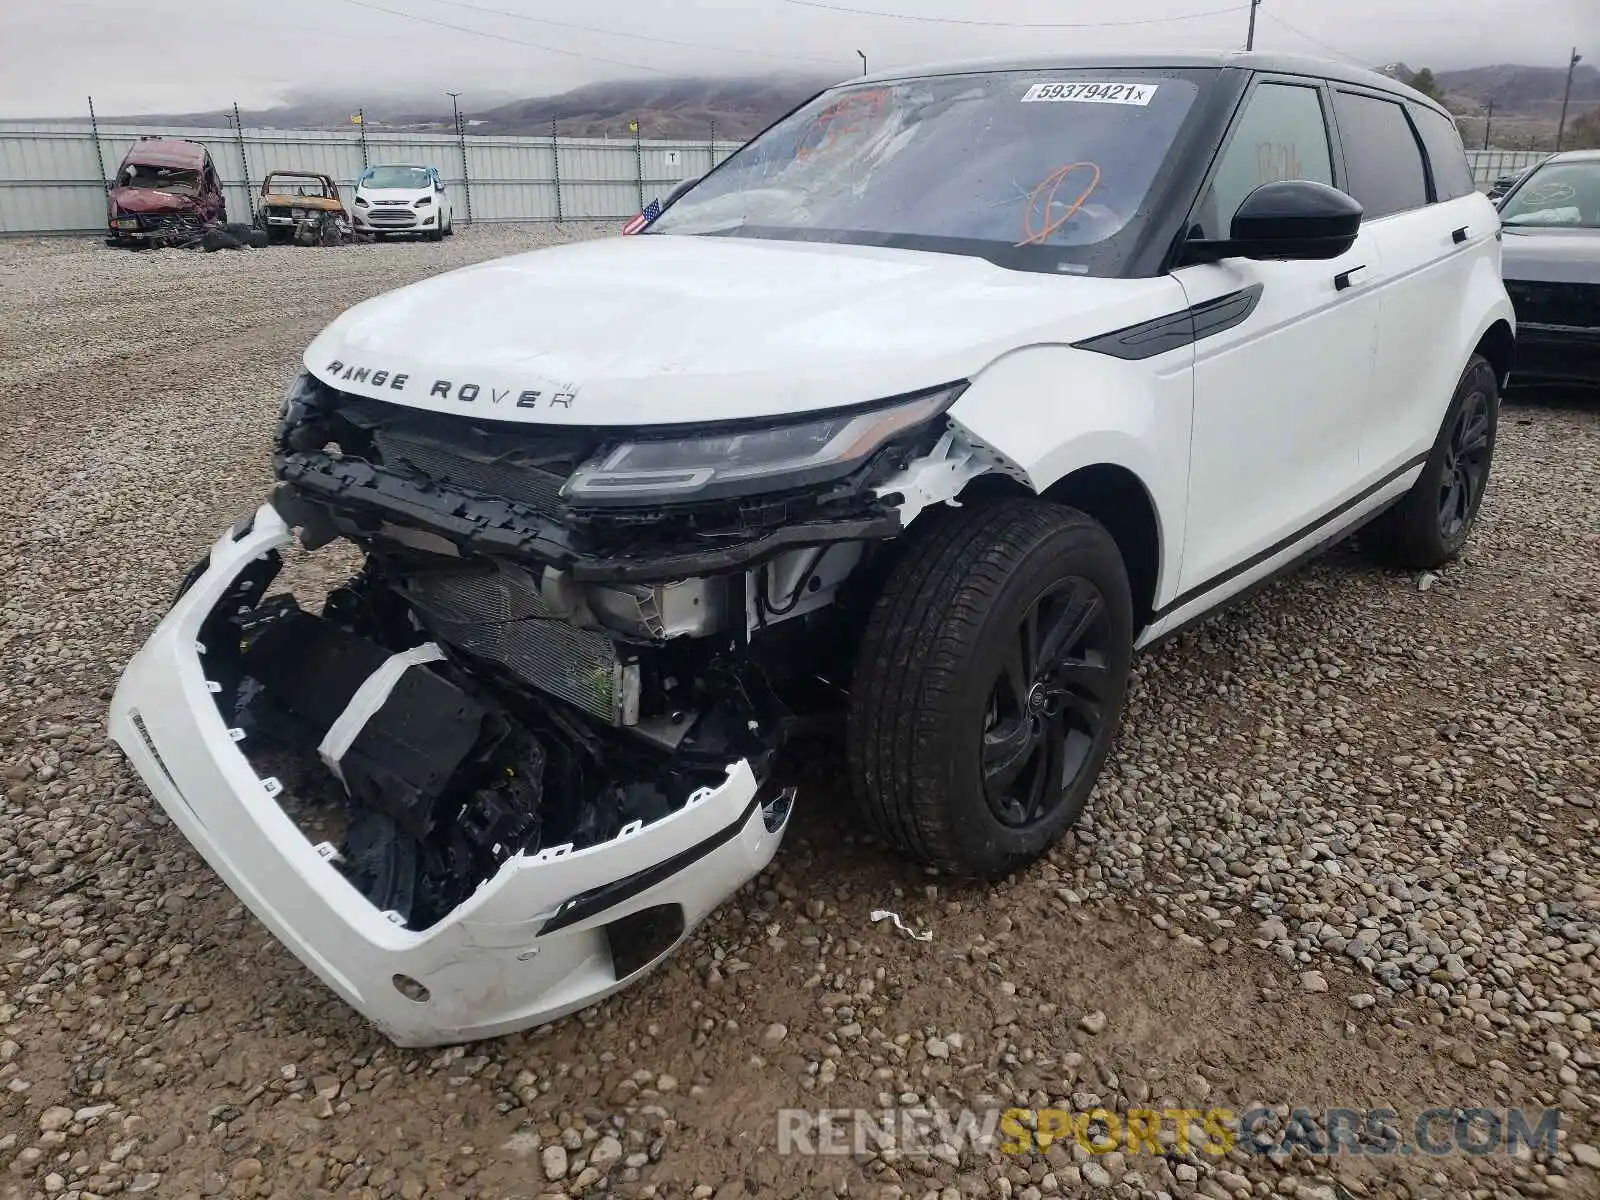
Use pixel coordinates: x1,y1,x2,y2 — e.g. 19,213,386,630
854,50,1449,117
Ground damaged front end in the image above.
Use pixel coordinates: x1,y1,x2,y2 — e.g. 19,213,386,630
109,370,988,1044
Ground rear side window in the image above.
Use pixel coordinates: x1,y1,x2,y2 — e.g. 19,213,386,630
1193,81,1334,239
1411,106,1476,201
1331,91,1429,219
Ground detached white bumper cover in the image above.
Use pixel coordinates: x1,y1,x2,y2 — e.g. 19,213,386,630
107,503,787,1047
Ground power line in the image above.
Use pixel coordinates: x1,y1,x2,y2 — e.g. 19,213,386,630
1260,12,1374,68
332,0,675,74
775,0,1250,31
415,0,846,67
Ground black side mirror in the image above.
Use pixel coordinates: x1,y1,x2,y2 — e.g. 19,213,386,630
1184,180,1363,263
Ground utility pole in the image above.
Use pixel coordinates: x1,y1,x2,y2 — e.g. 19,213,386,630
446,91,472,224
857,49,867,76
1555,47,1582,151
1482,98,1495,151
1245,0,1261,51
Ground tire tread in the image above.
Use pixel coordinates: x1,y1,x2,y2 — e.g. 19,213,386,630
848,498,1128,875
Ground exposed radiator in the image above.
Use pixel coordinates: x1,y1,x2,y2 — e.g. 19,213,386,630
398,564,638,726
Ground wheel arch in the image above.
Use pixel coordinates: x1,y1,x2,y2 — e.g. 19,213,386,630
957,461,1165,635
1473,317,1515,391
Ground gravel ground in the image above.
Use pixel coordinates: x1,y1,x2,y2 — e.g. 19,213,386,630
0,226,1597,1200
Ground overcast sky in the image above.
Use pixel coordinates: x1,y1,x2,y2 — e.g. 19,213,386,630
0,0,1589,118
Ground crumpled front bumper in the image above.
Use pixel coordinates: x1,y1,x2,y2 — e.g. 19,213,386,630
107,503,789,1047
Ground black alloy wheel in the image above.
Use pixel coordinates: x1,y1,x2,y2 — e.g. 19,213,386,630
1361,352,1500,570
848,498,1134,879
982,576,1114,830
1439,383,1492,541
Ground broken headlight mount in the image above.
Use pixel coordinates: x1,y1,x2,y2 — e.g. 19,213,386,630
560,382,967,507
270,372,963,578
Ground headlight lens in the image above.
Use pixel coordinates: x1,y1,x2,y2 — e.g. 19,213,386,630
355,197,369,208
415,196,432,207
562,383,963,506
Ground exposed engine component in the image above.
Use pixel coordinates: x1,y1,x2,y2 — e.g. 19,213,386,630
396,561,643,726
234,598,546,926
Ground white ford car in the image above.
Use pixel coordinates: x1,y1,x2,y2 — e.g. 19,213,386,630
110,52,1513,1047
353,163,455,240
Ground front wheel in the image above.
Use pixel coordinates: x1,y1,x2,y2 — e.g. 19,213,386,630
1362,353,1499,569
847,498,1134,879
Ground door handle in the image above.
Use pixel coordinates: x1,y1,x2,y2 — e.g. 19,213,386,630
1452,226,1469,244
1334,264,1367,291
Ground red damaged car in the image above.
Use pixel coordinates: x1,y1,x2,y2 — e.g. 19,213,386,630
106,136,227,247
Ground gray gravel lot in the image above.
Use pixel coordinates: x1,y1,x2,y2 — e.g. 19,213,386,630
0,226,1597,1200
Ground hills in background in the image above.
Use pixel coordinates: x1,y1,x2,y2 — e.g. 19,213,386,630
57,75,835,142
1383,62,1599,149
35,63,1600,146
1385,61,1599,115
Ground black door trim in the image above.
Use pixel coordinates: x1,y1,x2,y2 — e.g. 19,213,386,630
1149,449,1429,622
1072,284,1264,361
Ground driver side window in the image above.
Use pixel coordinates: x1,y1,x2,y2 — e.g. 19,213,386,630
1195,82,1335,240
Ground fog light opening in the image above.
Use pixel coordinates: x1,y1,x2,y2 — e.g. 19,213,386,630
605,904,686,981
392,973,431,1003
761,785,797,833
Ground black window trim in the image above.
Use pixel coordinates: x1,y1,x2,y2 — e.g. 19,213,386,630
1162,70,1344,272
1406,101,1477,205
1327,84,1434,220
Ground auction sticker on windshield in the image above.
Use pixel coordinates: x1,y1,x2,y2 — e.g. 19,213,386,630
1021,82,1158,105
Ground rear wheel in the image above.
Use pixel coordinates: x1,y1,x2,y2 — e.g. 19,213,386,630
1362,354,1499,569
847,498,1133,879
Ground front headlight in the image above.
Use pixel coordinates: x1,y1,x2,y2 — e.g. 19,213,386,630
562,383,964,506
415,196,432,207
355,197,369,208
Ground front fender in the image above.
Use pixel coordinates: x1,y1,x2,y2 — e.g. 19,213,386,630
946,341,1193,611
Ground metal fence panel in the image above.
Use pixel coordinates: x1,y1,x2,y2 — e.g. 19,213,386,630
1465,149,1549,187
0,120,747,236
3,121,1544,236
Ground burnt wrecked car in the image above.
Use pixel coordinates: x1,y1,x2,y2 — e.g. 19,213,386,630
255,171,351,245
106,136,227,247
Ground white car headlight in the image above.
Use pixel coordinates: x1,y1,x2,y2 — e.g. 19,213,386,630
562,383,964,506
415,196,433,207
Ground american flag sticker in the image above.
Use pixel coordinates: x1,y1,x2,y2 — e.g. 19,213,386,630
623,197,662,235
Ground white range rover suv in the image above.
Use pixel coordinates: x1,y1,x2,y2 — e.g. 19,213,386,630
110,52,1513,1046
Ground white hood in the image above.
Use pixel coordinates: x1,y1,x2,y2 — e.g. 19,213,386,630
356,186,432,204
303,234,1173,427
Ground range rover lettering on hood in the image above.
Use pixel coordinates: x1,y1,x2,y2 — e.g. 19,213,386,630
298,235,1185,426
320,359,581,410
